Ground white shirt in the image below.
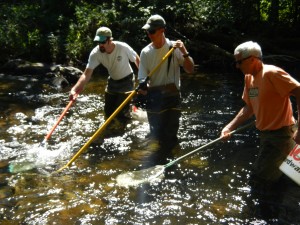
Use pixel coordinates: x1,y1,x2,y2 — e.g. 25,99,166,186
87,41,137,80
138,39,184,89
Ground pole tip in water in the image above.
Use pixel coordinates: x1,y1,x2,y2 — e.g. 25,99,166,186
55,165,68,173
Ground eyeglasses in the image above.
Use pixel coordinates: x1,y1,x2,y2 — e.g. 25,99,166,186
146,28,157,35
235,56,252,65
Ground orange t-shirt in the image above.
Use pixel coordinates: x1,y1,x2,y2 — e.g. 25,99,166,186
242,64,300,131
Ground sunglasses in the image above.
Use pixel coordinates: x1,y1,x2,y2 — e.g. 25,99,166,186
146,28,157,35
235,56,252,65
97,40,107,45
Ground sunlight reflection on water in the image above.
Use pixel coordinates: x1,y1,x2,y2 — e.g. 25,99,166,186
1,73,298,224
8,142,73,173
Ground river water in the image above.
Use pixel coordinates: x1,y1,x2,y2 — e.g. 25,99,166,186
0,71,299,224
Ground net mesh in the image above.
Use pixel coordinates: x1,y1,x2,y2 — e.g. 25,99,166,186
116,165,165,187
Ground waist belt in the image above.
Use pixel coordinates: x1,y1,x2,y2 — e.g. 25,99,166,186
148,83,179,96
260,125,296,138
110,73,133,83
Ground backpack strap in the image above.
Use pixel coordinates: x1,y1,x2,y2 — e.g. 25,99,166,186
167,40,173,76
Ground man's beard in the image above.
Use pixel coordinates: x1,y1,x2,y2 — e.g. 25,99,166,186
100,46,106,53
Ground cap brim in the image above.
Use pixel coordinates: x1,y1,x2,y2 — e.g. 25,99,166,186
142,24,151,30
94,35,107,42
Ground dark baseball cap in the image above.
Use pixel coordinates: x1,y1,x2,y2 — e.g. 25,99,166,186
142,15,166,30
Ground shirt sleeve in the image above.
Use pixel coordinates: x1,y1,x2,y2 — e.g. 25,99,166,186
138,50,148,82
86,47,101,70
123,43,137,63
267,67,300,97
174,47,184,66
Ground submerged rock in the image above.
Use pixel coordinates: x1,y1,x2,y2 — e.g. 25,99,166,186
0,59,52,75
0,59,83,88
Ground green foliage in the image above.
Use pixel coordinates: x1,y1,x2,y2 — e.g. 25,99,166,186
260,0,295,24
66,2,118,62
0,0,299,65
189,0,235,31
260,0,271,21
0,3,42,62
0,1,72,63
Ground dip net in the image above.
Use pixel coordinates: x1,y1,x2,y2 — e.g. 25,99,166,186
116,165,165,188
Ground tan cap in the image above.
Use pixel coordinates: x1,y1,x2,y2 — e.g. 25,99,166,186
94,27,112,42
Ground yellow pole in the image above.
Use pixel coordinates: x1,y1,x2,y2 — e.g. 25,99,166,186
56,47,175,172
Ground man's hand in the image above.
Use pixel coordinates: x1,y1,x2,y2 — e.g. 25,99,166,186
293,128,300,144
220,126,232,141
69,88,78,100
137,81,148,95
173,40,187,54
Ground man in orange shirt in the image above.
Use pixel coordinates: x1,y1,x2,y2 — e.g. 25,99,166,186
220,41,300,219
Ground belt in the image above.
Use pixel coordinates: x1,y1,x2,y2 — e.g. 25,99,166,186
261,125,295,133
110,73,133,83
148,83,179,94
260,125,296,139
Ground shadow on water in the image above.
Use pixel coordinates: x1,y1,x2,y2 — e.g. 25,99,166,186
0,72,299,224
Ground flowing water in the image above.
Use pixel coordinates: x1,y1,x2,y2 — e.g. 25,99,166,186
0,71,299,224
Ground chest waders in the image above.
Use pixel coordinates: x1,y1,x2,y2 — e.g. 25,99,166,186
146,45,181,150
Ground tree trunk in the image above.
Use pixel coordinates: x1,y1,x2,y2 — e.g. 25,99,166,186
269,0,279,24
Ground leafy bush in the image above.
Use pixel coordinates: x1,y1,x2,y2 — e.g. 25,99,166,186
66,2,117,64
0,3,44,62
0,0,298,65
